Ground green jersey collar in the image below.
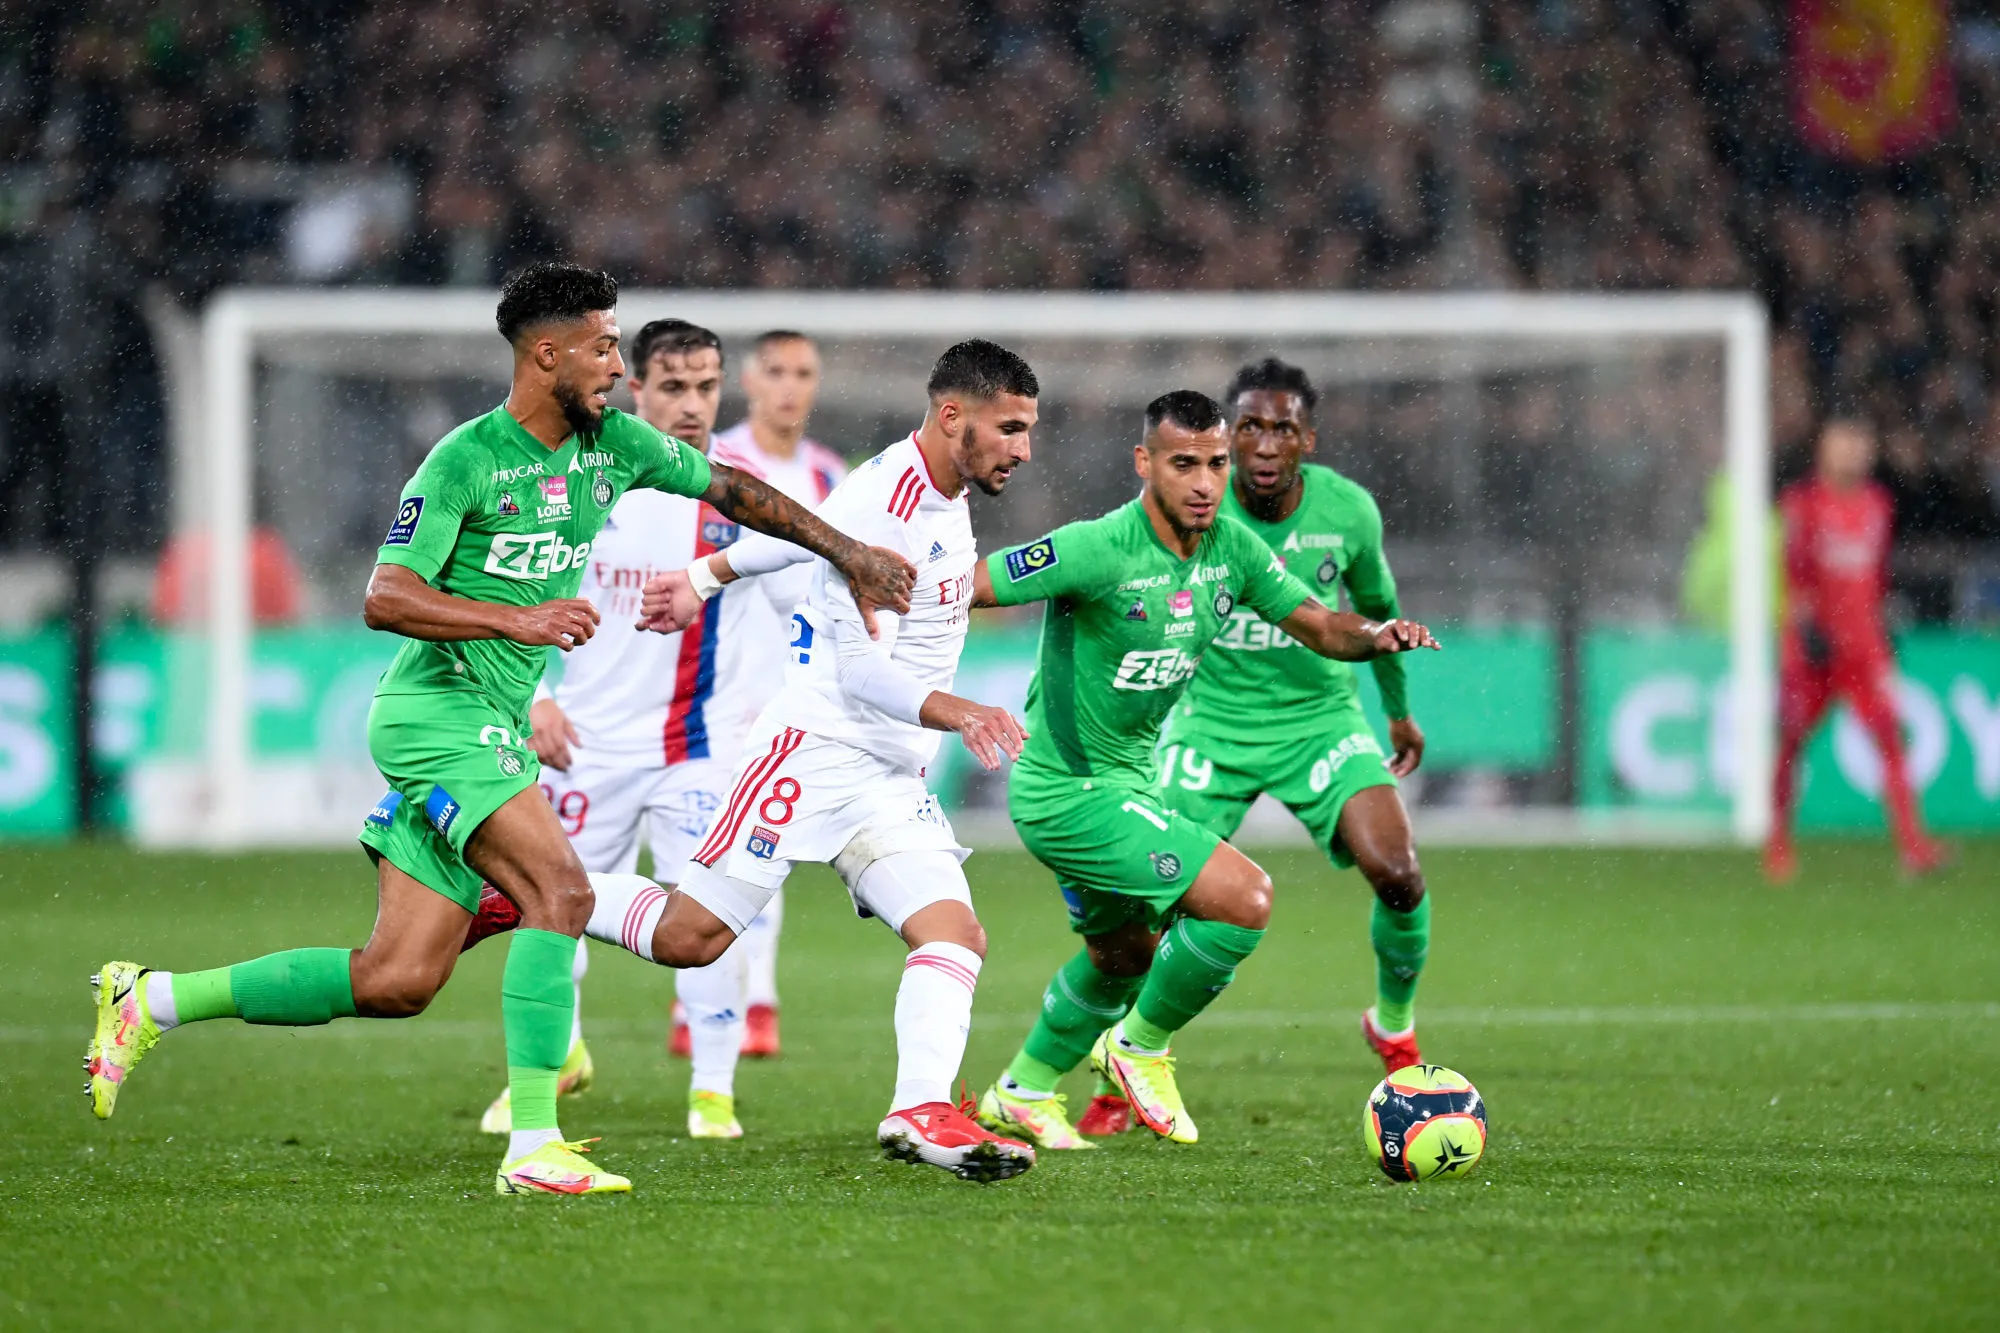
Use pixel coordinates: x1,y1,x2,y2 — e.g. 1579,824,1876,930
493,403,582,469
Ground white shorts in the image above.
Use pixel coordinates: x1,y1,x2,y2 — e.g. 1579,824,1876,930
684,721,971,932
539,753,730,881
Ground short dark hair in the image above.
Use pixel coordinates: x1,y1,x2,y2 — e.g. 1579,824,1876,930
926,339,1039,401
754,329,813,353
495,262,619,344
630,319,723,382
1145,389,1224,436
1224,357,1318,416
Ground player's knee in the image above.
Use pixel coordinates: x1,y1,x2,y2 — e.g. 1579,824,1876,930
656,914,735,968
1364,853,1425,913
1233,866,1274,930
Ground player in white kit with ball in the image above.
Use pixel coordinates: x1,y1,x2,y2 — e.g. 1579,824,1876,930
571,339,1045,1181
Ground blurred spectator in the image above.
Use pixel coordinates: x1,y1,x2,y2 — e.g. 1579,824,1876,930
0,0,1995,590
151,526,305,626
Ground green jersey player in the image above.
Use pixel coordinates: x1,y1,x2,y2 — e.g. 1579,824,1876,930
970,391,1438,1149
83,264,914,1196
1160,357,1433,1089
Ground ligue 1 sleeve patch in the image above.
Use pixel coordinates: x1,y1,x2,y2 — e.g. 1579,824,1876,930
384,496,424,546
1004,537,1058,581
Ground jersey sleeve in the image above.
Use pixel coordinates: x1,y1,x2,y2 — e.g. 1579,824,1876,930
626,415,714,498
1230,521,1313,625
1341,491,1410,719
984,521,1099,606
724,528,816,579
374,441,483,582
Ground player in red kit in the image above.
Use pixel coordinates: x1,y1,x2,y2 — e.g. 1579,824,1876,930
1766,416,1950,883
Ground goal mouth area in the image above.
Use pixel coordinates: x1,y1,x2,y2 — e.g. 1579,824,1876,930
154,289,1768,849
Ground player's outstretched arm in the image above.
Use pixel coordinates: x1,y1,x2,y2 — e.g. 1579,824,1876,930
364,564,601,650
1276,599,1440,662
702,462,915,614
918,693,1029,771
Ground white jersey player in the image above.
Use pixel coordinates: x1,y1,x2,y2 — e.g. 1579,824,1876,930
664,332,849,1061
521,340,1046,1181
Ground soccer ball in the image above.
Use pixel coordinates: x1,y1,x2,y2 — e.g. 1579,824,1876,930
1363,1065,1487,1182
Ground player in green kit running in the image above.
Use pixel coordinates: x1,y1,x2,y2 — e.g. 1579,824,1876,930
83,263,914,1196
1056,358,1433,1137
971,391,1438,1148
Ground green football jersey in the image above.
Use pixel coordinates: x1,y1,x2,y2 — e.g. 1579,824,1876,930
987,499,1313,787
1182,463,1407,728
372,405,712,720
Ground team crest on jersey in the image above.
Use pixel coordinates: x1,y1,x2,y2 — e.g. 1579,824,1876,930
1004,537,1057,581
1318,553,1338,583
1213,587,1235,617
496,491,520,517
1125,598,1148,621
701,518,740,547
384,497,423,546
1170,590,1194,618
1151,851,1183,880
591,470,613,508
496,747,524,778
747,825,782,859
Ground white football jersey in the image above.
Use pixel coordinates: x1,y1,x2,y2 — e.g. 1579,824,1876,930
762,433,977,774
544,426,843,769
701,423,846,745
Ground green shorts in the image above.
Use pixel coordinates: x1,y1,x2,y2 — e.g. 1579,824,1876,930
1156,704,1397,869
356,687,540,911
1009,762,1222,937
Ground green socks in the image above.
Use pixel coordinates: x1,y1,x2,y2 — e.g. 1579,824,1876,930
178,949,357,1026
1007,950,1144,1094
1370,896,1430,1034
1127,918,1265,1049
503,929,578,1133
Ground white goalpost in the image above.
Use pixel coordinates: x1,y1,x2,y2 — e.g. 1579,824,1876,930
165,289,1769,850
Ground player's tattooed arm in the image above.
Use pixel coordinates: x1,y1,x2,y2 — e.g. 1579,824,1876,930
702,463,915,613
1276,599,1441,662
364,563,601,650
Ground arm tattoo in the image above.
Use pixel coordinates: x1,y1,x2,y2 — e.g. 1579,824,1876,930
704,463,856,565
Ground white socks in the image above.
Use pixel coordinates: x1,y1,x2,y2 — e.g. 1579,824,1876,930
570,937,589,1048
144,970,180,1031
676,942,748,1096
507,1128,563,1161
890,941,982,1112
742,887,783,1009
583,873,669,963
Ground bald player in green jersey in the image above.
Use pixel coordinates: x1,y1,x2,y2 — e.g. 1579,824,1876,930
972,390,1438,1149
84,263,914,1196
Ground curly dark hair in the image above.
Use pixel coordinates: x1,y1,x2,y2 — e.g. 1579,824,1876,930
495,261,620,344
1224,357,1318,417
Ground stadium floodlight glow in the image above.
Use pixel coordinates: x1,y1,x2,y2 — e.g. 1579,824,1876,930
179,289,1769,850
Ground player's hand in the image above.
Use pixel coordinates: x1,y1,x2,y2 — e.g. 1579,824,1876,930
1371,619,1440,654
923,695,1029,771
636,569,704,633
529,697,580,771
843,544,916,631
508,598,600,650
1387,716,1426,778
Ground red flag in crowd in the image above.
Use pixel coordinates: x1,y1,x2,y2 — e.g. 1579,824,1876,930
1793,0,1956,162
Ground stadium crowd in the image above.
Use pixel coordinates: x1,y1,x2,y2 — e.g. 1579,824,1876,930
2,0,2000,571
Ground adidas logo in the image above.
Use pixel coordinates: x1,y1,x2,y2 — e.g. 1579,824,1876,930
928,541,947,563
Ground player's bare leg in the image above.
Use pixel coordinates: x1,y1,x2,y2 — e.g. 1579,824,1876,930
1338,786,1430,1074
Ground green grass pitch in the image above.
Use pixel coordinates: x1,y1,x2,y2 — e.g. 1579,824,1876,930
1,841,1996,1330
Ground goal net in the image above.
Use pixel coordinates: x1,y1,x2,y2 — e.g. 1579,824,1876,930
136,290,1769,849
